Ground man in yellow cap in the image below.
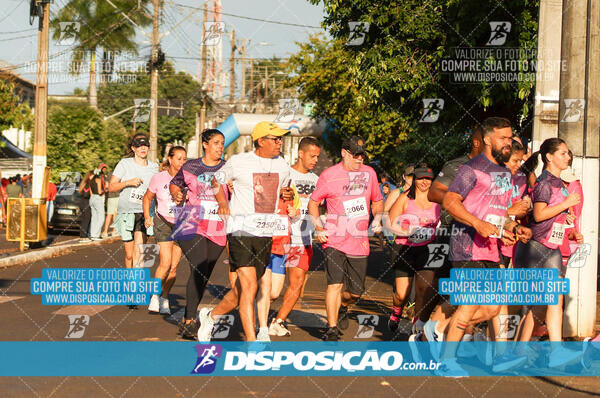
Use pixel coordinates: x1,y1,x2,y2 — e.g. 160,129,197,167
197,121,297,342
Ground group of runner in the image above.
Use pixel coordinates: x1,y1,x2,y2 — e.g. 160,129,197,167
107,117,585,374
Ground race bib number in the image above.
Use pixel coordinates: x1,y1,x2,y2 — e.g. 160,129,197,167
167,200,183,217
485,214,505,239
199,201,220,221
343,197,368,219
273,216,289,237
409,227,434,244
549,222,565,245
128,187,145,204
254,215,279,235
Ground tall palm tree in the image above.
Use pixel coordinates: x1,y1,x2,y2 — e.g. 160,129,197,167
50,0,151,108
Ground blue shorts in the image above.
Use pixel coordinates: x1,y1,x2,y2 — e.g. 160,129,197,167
266,253,287,275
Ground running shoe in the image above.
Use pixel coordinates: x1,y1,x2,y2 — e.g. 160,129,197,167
582,337,593,370
548,345,583,367
91,237,103,241
257,327,271,342
408,332,424,363
148,295,160,313
492,351,527,373
388,314,400,333
423,320,443,361
323,326,341,341
79,238,92,243
434,357,468,378
337,306,349,330
269,318,291,337
159,297,170,315
197,307,215,342
412,318,425,334
179,319,199,340
474,331,493,366
457,335,477,359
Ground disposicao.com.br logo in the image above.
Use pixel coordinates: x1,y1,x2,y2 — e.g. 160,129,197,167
190,342,440,376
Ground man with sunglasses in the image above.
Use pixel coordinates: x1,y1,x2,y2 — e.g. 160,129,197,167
309,135,384,341
197,121,295,342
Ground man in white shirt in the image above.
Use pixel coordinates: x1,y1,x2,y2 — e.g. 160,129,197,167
197,121,295,342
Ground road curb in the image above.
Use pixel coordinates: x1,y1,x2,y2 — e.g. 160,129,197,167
0,236,121,269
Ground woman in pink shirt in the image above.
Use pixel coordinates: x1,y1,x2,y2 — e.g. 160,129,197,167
143,146,187,314
386,167,440,335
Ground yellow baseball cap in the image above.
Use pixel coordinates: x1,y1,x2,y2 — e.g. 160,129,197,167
251,121,290,141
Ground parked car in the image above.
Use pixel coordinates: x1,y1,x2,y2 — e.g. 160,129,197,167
50,183,85,232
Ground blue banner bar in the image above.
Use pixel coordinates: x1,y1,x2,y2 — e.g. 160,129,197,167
0,341,597,377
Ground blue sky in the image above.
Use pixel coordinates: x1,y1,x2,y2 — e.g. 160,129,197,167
0,0,326,95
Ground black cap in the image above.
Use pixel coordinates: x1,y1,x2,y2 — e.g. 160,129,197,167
342,135,367,156
414,167,434,179
132,136,150,147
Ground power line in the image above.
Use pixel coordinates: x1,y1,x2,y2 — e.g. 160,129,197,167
0,28,37,35
163,1,322,29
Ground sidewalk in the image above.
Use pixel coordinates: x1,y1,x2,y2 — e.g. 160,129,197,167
0,229,119,268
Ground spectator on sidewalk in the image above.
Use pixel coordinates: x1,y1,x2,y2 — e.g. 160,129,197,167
47,179,57,224
6,177,23,198
101,164,118,238
89,165,106,240
78,171,93,243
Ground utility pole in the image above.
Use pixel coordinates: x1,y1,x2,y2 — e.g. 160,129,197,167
240,39,247,100
195,3,208,159
200,3,207,88
229,29,236,109
32,0,50,201
265,66,269,109
149,0,161,163
249,60,254,102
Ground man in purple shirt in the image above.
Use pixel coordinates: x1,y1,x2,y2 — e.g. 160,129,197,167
432,117,533,376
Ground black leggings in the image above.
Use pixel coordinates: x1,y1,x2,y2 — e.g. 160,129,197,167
178,236,225,319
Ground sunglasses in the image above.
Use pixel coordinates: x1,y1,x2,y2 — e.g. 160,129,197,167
263,136,283,143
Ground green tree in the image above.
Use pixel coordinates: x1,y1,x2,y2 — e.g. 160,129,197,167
47,104,126,179
0,80,34,134
97,62,204,155
289,0,538,176
50,0,151,108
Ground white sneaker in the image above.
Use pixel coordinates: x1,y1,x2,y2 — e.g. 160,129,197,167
474,330,493,366
269,318,291,337
435,357,468,378
548,345,582,367
197,307,215,342
148,295,160,313
412,318,425,334
159,297,170,314
257,327,271,342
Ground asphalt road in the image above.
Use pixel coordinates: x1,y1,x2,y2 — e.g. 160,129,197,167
0,239,598,397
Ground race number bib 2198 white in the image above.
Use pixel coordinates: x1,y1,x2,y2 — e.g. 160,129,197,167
485,214,505,239
128,187,145,204
343,197,368,219
167,200,183,218
548,222,565,245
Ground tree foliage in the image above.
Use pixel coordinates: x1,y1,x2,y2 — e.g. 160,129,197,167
0,80,34,134
47,104,126,179
97,62,204,157
289,0,539,177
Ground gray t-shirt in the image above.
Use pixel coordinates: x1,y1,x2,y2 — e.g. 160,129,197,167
112,157,159,214
220,151,292,237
